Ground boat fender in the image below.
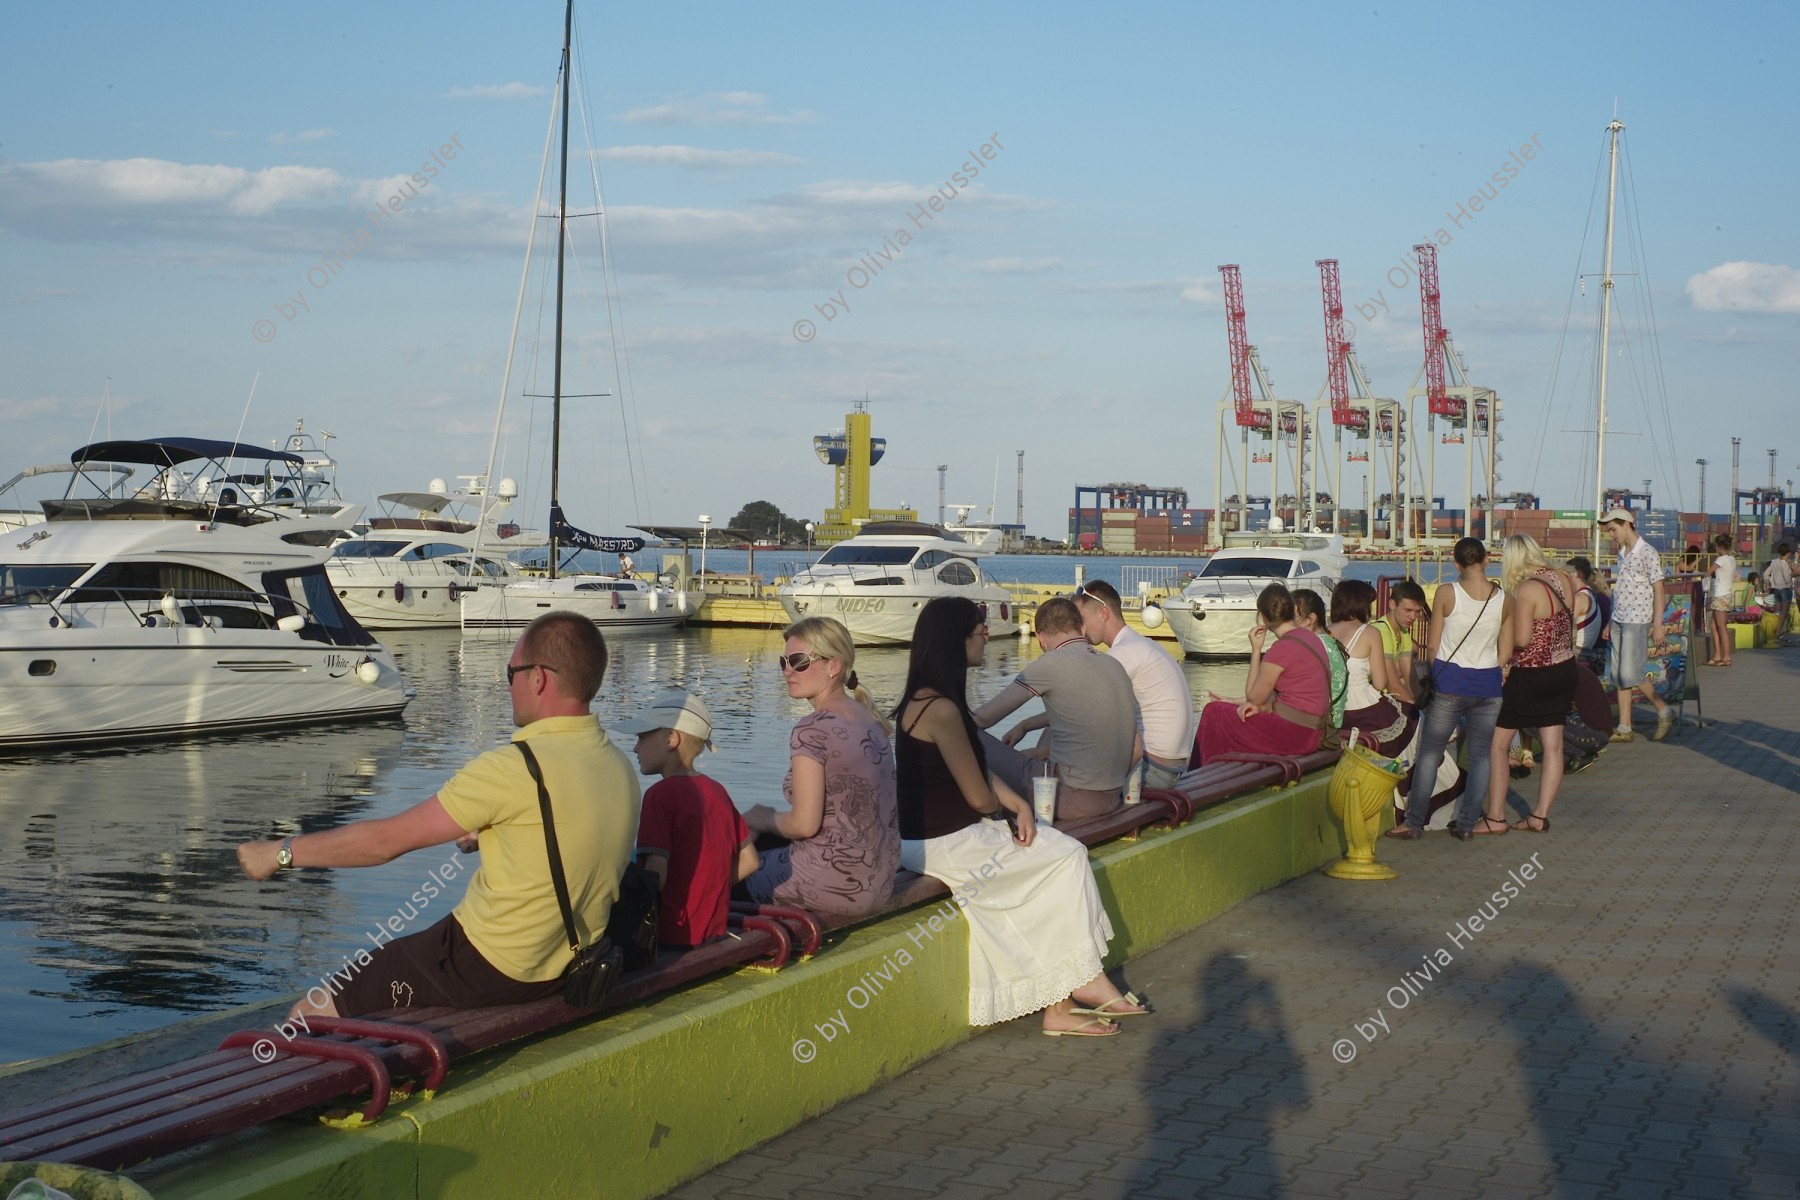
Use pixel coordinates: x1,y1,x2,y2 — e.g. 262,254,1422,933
395,581,406,603
676,591,689,614
648,589,660,612
1141,604,1166,629
999,601,1009,621
611,590,624,610
356,657,382,685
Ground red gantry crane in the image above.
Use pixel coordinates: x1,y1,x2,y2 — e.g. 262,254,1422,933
1219,264,1271,432
1311,259,1404,544
1214,264,1307,536
1405,243,1500,543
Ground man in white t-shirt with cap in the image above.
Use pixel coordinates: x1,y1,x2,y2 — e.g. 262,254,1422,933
1599,508,1675,742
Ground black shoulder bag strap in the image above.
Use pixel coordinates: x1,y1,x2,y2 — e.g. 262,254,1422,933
1437,583,1496,666
517,741,582,955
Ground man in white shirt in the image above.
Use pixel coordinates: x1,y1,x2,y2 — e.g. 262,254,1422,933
1075,580,1195,788
1599,509,1674,742
1767,542,1794,647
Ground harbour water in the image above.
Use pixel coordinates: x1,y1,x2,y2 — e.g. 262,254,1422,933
0,551,1404,1064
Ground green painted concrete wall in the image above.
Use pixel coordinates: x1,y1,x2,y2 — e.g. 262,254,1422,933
137,769,1346,1200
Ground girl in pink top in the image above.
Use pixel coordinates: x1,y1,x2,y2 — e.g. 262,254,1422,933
1189,584,1330,768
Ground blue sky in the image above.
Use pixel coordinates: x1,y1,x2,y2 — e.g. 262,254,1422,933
3,1,1796,538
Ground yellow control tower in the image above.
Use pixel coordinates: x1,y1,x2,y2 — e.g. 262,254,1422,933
813,401,916,544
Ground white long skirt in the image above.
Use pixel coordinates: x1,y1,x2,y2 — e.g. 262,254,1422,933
901,818,1114,1026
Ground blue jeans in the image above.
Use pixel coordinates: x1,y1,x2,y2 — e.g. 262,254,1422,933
1403,691,1501,831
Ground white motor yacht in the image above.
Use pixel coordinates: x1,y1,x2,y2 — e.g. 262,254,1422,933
330,477,547,629
0,436,409,749
777,521,1020,645
1150,529,1348,658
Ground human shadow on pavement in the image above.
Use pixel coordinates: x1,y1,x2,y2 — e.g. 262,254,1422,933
1128,950,1307,1197
1498,961,1752,1197
1728,986,1800,1062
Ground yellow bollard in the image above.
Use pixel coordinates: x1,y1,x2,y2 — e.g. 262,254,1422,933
1326,739,1400,880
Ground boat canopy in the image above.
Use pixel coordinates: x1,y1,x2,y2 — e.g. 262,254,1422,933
71,438,305,469
855,521,968,542
378,491,456,514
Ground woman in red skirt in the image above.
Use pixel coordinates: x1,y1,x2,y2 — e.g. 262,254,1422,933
1190,583,1331,768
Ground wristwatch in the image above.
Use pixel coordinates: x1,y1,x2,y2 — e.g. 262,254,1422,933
276,837,295,870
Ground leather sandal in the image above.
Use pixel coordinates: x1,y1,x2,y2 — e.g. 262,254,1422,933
1511,813,1550,833
1471,815,1510,837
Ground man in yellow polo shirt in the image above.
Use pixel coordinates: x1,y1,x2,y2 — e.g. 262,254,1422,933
237,611,639,1018
1372,581,1428,708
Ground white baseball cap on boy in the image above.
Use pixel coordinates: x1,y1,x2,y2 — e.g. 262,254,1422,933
614,690,714,750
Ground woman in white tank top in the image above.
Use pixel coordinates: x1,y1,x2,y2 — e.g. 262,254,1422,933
1329,581,1413,756
1389,538,1507,841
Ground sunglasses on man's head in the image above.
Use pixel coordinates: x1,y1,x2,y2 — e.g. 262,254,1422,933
777,651,825,673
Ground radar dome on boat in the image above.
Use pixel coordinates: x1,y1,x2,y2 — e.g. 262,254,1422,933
1268,515,1285,533
429,478,448,495
497,478,518,500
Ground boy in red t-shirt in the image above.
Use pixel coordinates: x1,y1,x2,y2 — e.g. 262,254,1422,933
616,690,756,947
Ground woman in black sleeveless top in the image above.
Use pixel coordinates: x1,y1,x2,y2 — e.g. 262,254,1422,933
895,597,1149,1036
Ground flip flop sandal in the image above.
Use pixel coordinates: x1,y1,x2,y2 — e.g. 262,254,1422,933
1043,1017,1120,1037
1070,991,1151,1018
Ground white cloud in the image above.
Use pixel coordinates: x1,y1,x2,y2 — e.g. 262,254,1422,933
969,257,1064,275
619,93,816,127
0,155,522,260
1070,276,1216,304
270,129,337,145
444,82,545,100
594,145,802,169
1686,261,1800,313
0,157,343,219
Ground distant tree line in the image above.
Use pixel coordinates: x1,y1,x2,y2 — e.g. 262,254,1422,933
728,500,804,543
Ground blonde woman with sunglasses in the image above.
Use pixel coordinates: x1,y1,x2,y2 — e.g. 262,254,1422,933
742,617,901,919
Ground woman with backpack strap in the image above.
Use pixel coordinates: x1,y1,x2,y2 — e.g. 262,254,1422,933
1189,583,1331,768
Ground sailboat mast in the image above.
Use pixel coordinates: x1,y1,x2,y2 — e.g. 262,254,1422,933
548,0,573,581
1592,117,1623,560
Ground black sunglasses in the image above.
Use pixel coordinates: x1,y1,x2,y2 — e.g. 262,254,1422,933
506,662,557,685
777,651,825,673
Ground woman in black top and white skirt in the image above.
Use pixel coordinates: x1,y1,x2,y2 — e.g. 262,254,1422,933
894,597,1148,1037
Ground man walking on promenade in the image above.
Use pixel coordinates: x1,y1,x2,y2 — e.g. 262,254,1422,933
1600,509,1675,742
237,611,640,1018
1075,580,1194,789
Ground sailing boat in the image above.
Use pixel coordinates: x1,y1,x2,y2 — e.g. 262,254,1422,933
459,0,691,632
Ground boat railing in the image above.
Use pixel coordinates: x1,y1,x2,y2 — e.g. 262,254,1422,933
328,558,474,581
1117,564,1191,608
786,562,917,587
44,585,327,632
1177,575,1278,600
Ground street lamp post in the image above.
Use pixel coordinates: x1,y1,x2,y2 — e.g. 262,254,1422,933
698,514,711,584
804,521,815,555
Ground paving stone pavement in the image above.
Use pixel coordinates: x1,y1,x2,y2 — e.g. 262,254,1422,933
667,649,1800,1199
